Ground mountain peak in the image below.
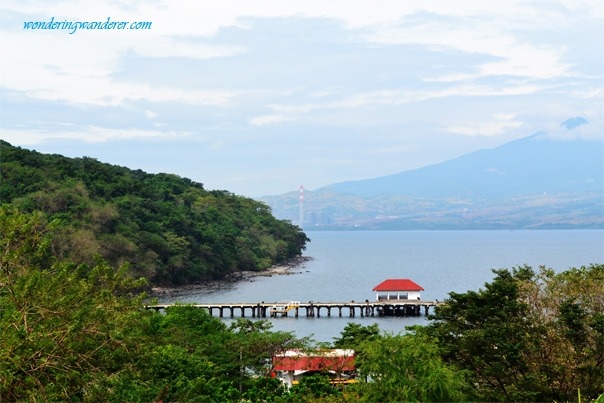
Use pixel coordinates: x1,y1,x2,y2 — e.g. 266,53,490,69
561,117,589,130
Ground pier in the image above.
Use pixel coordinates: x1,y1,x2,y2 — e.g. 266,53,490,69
145,300,442,318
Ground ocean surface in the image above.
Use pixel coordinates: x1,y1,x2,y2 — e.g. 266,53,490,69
157,230,604,342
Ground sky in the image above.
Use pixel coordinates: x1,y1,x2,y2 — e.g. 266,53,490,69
1,1,603,197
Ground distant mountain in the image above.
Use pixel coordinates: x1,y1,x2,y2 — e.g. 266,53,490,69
259,122,603,230
561,116,589,130
326,132,602,199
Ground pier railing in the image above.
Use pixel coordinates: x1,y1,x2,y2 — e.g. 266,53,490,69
146,300,444,318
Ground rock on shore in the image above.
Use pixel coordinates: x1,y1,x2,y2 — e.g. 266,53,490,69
149,256,311,298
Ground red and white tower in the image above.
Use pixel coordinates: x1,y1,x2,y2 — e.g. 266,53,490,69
299,185,304,228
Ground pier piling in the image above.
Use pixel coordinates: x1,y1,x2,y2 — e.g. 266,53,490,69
146,300,442,319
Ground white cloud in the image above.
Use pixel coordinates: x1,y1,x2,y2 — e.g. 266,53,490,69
134,38,246,59
326,82,548,111
247,104,320,126
269,104,318,114
365,19,571,82
1,0,602,196
249,114,291,126
2,0,600,108
447,113,524,137
492,113,517,121
479,44,569,80
1,2,247,108
0,42,238,106
570,88,604,99
0,126,192,145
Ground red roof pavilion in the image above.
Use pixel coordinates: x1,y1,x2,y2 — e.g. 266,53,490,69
372,279,424,292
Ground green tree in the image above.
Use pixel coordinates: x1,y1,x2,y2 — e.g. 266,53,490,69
333,322,381,350
332,322,381,385
287,373,343,402
355,332,467,402
425,265,604,401
0,208,149,401
143,305,236,375
425,267,535,401
229,318,309,397
519,265,604,400
242,376,290,403
333,322,381,355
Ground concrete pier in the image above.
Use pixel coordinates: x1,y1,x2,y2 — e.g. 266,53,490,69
146,300,443,318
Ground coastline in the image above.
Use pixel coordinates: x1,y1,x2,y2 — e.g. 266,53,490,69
149,256,312,298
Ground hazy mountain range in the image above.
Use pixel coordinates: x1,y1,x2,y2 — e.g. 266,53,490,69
258,118,603,230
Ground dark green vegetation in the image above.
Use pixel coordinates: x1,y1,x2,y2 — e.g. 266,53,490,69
2,208,602,401
261,134,604,229
423,265,604,402
0,140,308,285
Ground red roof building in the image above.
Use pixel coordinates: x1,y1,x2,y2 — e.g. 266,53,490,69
273,349,355,387
372,279,424,301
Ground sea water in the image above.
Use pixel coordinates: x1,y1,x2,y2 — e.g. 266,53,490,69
157,230,604,342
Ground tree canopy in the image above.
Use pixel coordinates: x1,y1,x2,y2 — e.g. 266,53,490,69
0,208,308,401
0,141,309,285
423,264,604,402
1,206,602,401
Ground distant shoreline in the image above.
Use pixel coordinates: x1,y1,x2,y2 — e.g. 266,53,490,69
149,256,312,298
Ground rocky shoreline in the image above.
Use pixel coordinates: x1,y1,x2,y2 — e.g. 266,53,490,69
149,256,312,298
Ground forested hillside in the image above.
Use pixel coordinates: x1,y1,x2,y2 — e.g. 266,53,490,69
0,140,309,285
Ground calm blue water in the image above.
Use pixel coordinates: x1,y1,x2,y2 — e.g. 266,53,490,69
158,230,604,342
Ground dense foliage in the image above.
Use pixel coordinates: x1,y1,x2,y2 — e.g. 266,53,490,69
424,264,604,402
0,208,308,401
1,208,602,401
0,140,308,285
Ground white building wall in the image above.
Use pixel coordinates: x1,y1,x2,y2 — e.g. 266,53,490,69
375,291,422,300
408,291,421,300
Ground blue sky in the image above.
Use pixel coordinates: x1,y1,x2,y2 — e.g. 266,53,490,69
1,1,603,197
